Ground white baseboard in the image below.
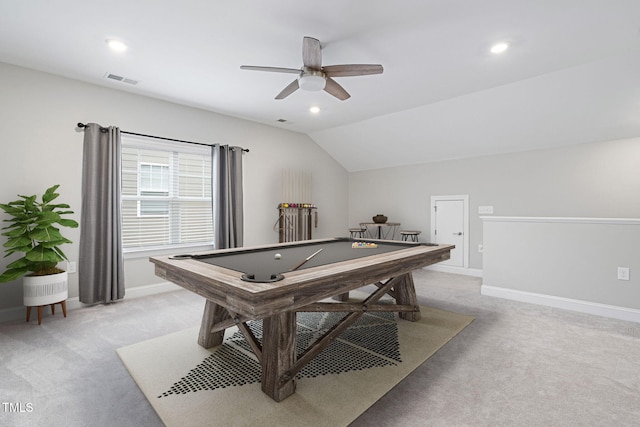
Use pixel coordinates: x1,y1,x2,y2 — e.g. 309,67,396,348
0,306,25,324
426,264,483,277
123,281,182,299
481,285,640,324
0,281,181,324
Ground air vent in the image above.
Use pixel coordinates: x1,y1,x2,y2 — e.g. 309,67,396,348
105,73,139,85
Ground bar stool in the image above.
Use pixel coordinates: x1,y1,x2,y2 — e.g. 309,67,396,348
348,227,366,239
400,230,421,242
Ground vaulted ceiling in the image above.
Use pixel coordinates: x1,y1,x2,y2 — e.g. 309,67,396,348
1,1,639,171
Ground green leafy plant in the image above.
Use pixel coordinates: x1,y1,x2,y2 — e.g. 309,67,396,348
0,185,79,282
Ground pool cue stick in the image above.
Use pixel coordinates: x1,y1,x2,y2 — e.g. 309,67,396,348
290,248,323,271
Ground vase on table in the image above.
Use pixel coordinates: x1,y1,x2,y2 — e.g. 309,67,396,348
372,214,388,224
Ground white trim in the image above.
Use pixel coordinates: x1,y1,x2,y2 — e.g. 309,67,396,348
122,281,182,299
0,281,181,324
480,216,640,225
481,285,640,323
0,306,24,324
430,194,469,268
425,265,483,277
123,134,211,155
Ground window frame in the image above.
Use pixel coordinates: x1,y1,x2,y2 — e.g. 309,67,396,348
121,136,214,256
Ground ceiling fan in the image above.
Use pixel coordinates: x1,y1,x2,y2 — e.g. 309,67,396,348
240,36,383,101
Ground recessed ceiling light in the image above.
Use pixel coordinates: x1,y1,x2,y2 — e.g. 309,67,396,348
309,106,320,114
490,42,509,54
106,39,128,52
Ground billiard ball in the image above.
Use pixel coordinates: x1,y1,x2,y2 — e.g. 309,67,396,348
274,253,282,260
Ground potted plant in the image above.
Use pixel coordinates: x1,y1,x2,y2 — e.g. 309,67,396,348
0,185,79,319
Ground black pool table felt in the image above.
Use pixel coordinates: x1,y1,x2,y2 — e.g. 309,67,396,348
187,239,419,282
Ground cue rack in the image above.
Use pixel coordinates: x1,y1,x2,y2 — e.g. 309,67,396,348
276,170,317,242
276,203,318,243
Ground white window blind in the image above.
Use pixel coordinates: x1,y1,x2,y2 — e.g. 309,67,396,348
121,136,213,251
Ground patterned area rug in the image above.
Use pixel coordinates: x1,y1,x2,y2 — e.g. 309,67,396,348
159,311,400,398
118,304,474,427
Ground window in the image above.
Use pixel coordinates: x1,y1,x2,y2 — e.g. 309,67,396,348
121,136,213,252
139,163,170,216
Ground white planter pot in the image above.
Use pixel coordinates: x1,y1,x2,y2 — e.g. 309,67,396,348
23,271,68,307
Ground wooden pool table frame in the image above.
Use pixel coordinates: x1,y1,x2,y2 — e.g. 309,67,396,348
150,238,453,401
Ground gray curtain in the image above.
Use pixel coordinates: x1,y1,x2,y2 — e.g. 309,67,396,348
79,123,125,304
212,145,244,249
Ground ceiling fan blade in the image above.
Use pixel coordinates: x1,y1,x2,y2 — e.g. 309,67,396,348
302,36,322,69
240,65,301,74
322,64,384,77
275,79,300,100
324,77,350,101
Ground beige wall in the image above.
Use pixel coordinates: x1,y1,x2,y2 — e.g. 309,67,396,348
0,62,349,310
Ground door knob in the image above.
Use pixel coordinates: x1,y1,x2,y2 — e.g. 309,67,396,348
453,232,463,236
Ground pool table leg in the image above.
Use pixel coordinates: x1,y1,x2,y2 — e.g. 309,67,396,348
261,311,297,402
198,300,228,348
394,273,421,321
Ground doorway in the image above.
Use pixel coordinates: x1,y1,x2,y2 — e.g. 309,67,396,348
430,195,469,268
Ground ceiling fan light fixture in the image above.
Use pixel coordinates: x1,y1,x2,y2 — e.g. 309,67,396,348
298,72,326,91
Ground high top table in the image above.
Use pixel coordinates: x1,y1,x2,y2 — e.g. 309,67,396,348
359,221,401,240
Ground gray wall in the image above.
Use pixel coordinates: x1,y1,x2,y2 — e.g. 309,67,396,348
0,62,349,311
2,59,639,316
483,217,640,313
349,138,640,270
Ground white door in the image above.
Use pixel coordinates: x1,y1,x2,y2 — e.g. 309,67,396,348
431,196,468,268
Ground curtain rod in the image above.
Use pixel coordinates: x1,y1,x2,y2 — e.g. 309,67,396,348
76,123,249,152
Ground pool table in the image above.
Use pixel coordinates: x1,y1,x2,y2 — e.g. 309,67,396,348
150,237,453,401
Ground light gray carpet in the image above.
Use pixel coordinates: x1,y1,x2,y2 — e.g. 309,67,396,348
1,270,639,426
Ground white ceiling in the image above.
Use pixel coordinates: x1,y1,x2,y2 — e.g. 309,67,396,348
1,1,640,171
